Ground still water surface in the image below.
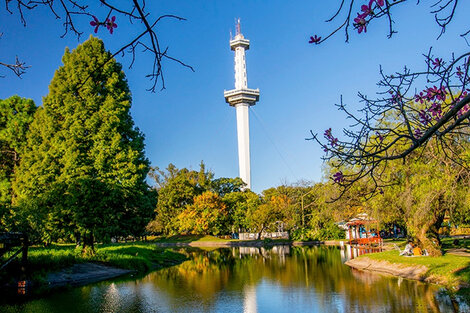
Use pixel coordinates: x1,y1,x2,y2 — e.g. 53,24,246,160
2,246,469,313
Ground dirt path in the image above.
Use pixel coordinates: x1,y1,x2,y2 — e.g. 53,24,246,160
446,248,470,257
45,263,133,288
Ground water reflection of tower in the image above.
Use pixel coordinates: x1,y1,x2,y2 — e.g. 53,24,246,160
243,284,258,313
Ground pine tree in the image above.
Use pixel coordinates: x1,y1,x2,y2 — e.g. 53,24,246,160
13,36,155,248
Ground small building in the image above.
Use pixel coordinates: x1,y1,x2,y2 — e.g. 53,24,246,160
237,232,289,240
345,213,382,246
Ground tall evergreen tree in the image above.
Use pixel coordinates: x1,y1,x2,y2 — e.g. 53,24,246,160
13,36,155,248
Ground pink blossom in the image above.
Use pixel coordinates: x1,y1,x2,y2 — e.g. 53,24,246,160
429,102,442,119
414,128,422,138
361,2,373,16
418,110,431,125
309,35,321,44
375,0,384,6
415,92,425,104
354,14,367,33
324,128,332,139
324,128,338,147
458,104,469,117
333,171,344,183
106,16,117,34
431,58,443,69
424,86,447,102
90,15,100,33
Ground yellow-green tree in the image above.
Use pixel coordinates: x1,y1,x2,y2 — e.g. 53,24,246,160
176,191,228,235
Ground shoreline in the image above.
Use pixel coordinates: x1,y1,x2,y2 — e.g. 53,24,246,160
6,240,466,300
345,256,470,289
154,239,344,247
5,240,344,296
44,262,134,289
345,257,428,281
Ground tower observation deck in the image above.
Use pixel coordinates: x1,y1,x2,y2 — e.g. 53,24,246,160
224,19,259,190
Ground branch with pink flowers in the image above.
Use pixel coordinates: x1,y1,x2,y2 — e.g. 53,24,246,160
308,50,470,196
2,0,194,91
308,0,468,45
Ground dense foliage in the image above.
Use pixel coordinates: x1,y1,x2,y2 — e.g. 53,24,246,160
2,37,156,250
0,96,37,228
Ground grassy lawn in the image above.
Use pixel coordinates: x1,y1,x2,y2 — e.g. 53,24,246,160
441,237,470,251
360,249,470,288
1,242,187,284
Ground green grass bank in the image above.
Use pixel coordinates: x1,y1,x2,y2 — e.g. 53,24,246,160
1,242,187,285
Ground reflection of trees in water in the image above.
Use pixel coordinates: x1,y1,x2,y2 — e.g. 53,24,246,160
10,246,461,313
140,246,455,313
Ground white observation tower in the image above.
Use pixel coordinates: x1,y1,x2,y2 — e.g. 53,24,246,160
224,19,260,190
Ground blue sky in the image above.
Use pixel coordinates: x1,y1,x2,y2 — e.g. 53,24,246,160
1,1,469,192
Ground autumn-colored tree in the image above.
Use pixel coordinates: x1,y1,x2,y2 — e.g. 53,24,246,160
245,194,293,237
151,162,214,234
176,191,228,235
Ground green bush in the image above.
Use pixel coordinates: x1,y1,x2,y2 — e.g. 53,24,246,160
290,222,345,241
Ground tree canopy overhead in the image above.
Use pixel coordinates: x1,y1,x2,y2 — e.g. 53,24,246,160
308,0,470,196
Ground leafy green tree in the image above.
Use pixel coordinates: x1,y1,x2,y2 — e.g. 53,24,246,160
222,190,260,232
245,193,294,237
12,36,155,249
211,177,245,197
151,162,213,234
0,96,36,230
368,141,468,256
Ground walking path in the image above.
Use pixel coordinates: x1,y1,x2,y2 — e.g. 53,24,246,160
447,248,470,257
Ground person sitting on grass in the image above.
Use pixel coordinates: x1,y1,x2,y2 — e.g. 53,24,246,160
413,244,422,256
400,241,413,256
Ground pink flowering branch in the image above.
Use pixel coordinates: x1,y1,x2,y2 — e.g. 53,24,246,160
308,0,468,45
306,1,470,197
308,51,470,197
2,0,194,91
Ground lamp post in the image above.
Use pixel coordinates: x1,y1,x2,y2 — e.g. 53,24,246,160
300,187,318,228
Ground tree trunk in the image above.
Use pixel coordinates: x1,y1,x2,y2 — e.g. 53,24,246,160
257,225,265,240
414,207,445,257
82,231,95,255
416,228,441,256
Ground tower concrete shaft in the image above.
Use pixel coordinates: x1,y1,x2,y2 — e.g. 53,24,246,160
224,20,259,190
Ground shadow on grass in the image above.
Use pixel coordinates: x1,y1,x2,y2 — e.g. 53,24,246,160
454,262,470,286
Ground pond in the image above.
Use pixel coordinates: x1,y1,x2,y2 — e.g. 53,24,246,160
2,245,468,313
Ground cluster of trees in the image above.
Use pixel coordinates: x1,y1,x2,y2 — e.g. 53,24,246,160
146,162,346,240
0,35,346,250
307,1,470,256
323,130,470,256
0,37,155,251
